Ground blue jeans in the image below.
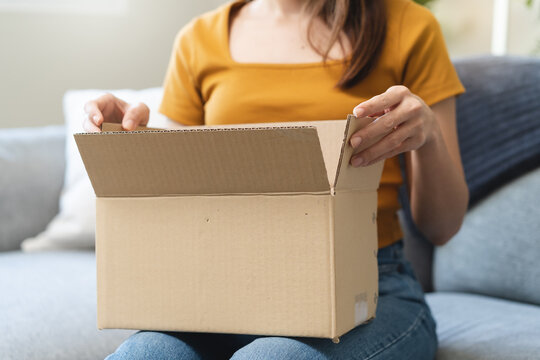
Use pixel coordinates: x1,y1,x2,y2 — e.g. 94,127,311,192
105,240,437,360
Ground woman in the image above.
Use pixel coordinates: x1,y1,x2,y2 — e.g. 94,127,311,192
84,0,469,358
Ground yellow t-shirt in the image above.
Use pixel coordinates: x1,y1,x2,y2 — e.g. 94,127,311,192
159,0,465,249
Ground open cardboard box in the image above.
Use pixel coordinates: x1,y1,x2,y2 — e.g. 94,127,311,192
74,114,384,340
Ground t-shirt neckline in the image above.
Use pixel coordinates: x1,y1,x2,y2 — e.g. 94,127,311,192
223,0,349,69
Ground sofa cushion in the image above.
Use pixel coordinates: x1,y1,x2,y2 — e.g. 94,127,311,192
0,251,133,360
0,126,65,251
427,292,540,360
433,167,540,305
454,56,540,207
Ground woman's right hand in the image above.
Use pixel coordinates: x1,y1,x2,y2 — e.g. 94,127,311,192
83,93,150,132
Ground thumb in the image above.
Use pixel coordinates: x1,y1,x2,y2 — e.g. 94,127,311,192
122,102,150,131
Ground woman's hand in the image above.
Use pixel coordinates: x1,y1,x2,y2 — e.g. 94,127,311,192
351,87,469,245
83,93,150,132
349,85,438,167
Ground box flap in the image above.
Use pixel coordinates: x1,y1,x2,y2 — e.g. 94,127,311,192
74,125,330,197
306,120,348,191
334,115,385,191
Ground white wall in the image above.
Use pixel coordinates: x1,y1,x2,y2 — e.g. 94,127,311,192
0,0,223,128
431,0,540,57
507,0,540,55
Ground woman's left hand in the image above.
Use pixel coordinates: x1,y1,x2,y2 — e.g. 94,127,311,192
349,85,438,167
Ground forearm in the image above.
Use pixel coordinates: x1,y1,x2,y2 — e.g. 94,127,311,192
409,124,469,245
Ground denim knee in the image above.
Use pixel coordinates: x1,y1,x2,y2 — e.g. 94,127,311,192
105,331,201,360
230,337,326,360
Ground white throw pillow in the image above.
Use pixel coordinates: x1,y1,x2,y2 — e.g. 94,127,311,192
21,88,168,251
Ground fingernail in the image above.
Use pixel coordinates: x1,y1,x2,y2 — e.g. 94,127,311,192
354,107,365,117
350,137,362,148
352,157,364,167
92,115,101,124
124,119,134,130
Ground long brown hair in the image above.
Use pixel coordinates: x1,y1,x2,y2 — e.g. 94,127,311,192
303,0,387,89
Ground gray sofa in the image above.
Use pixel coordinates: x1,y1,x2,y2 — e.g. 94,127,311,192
1,56,539,360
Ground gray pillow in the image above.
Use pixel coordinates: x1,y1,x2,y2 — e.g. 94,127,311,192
434,167,540,305
0,126,65,251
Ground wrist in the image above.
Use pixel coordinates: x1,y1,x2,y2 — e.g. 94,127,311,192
417,120,444,158
424,108,443,144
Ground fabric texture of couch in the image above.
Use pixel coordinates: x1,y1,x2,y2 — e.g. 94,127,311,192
1,56,539,359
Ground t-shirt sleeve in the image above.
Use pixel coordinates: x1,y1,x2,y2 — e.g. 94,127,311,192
399,2,465,106
159,24,205,126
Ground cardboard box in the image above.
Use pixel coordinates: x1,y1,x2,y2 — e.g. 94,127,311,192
74,115,384,340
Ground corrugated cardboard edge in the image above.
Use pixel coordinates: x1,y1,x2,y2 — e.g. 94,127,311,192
93,121,319,134
332,116,353,190
100,122,162,132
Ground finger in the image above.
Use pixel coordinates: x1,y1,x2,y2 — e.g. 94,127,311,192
367,110,385,118
84,93,128,127
122,102,150,131
362,138,415,167
366,104,399,118
351,122,413,167
83,117,102,133
353,85,409,118
350,102,413,152
83,100,105,127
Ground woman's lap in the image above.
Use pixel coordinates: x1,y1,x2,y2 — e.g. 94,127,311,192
105,331,257,360
106,241,437,360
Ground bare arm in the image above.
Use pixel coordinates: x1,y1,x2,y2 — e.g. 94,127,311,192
406,97,468,245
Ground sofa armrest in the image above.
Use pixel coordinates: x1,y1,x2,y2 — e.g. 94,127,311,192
0,125,66,251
